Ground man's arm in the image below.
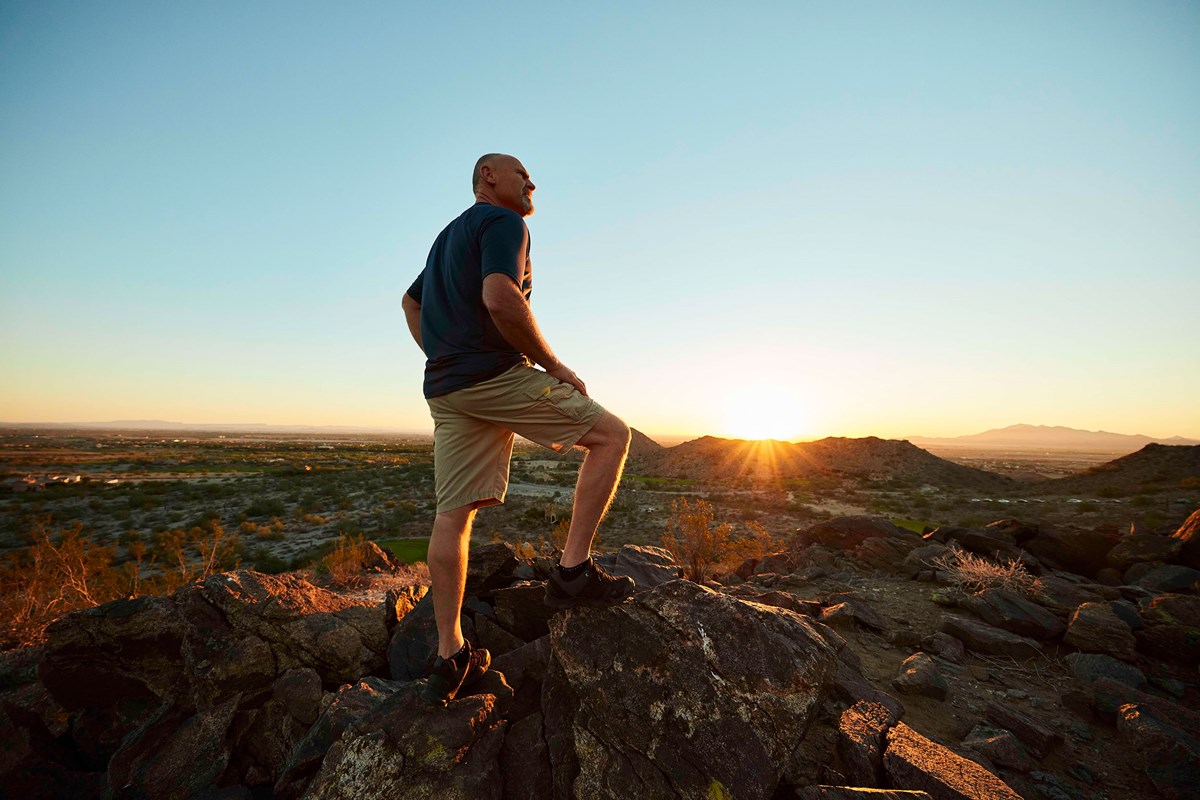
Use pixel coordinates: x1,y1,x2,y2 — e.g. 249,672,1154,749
482,273,588,396
402,291,423,353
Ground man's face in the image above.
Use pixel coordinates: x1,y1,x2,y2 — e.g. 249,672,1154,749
490,157,536,217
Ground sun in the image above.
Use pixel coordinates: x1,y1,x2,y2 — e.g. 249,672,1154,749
721,389,807,442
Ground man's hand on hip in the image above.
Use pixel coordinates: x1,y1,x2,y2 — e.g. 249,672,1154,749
546,364,588,397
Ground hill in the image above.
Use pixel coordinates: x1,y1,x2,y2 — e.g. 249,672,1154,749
909,423,1200,452
636,435,1009,489
1040,443,1200,494
627,428,664,459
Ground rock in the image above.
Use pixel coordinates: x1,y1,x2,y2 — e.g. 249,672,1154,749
1033,575,1105,615
500,711,552,800
492,580,558,642
822,598,887,633
1135,592,1200,663
983,702,1063,759
854,536,925,571
796,788,933,799
1143,592,1200,627
1024,528,1121,576
1171,507,1200,569
755,551,798,575
1064,602,1136,660
1105,534,1183,570
925,526,1026,562
958,587,1065,640
274,677,397,800
825,594,889,632
1135,564,1200,594
891,653,948,701
491,635,551,722
301,683,509,800
1094,567,1123,585
903,543,951,573
830,650,906,721
226,694,309,787
606,543,682,589
1117,703,1200,799
1087,677,1200,734
544,579,837,800
384,585,426,625
1108,599,1141,630
798,516,911,550
474,613,525,657
742,590,822,616
920,632,965,663
985,519,1039,543
939,615,1042,659
386,591,474,681
1063,652,1146,690
359,540,404,573
464,542,519,597
961,724,1034,772
270,668,323,726
883,721,1022,799
107,696,240,800
837,700,898,786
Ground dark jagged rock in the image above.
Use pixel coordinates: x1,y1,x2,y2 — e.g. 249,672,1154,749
883,721,1022,799
961,724,1034,772
490,635,551,723
1063,652,1146,691
492,581,558,642
891,653,948,701
1135,593,1200,663
797,787,933,799
474,613,524,657
500,711,552,800
924,526,1025,562
1023,529,1121,577
958,587,1065,640
920,632,965,663
359,541,405,574
1134,564,1200,594
798,516,911,551
1116,702,1200,799
464,542,519,597
543,579,837,800
301,682,510,800
1087,677,1200,734
1171,507,1200,569
939,615,1042,659
983,702,1063,759
1064,602,1136,660
837,699,898,786
1105,534,1183,571
387,591,474,681
599,543,683,590
274,677,396,800
1033,575,1106,615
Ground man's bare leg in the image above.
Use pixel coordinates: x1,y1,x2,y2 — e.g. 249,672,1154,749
428,504,476,659
560,411,631,568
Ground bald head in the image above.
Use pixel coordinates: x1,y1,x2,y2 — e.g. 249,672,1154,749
472,153,536,217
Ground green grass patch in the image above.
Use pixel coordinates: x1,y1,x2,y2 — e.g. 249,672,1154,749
893,519,933,534
377,538,430,564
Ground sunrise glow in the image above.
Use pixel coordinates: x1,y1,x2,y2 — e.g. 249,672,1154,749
720,389,807,443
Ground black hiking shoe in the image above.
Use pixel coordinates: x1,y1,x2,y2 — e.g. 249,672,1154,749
544,558,636,609
420,641,491,707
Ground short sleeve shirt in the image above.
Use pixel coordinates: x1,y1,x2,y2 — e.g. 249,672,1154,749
407,203,533,398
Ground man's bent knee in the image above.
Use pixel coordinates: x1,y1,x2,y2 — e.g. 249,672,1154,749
578,411,630,452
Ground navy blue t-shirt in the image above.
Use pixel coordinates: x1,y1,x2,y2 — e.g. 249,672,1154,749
407,203,533,398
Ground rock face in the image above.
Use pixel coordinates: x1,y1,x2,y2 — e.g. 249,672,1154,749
1064,602,1136,660
1171,507,1200,569
883,722,1023,800
543,579,837,800
595,544,683,590
837,700,898,786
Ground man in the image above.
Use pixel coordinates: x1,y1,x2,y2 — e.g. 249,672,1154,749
402,153,635,706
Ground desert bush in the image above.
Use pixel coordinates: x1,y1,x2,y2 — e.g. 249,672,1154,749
660,498,770,583
320,533,372,588
929,547,1041,597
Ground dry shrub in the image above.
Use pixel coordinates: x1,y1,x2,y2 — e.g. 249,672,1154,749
321,533,372,588
930,547,1041,597
660,498,770,583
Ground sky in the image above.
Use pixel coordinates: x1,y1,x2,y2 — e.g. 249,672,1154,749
2,1,1198,442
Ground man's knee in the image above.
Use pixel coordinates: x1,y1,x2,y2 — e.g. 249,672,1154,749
579,411,630,452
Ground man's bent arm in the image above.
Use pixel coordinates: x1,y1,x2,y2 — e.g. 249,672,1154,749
402,292,423,353
482,273,588,396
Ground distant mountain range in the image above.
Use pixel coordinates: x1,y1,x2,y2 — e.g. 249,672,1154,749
908,424,1200,452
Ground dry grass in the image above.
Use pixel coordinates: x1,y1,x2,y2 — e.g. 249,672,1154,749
930,547,1042,597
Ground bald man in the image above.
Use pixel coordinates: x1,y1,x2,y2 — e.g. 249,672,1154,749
403,153,635,706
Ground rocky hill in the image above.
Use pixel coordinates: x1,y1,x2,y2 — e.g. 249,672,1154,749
627,427,664,459
910,424,1200,452
636,435,1011,489
4,511,1199,798
1039,444,1200,495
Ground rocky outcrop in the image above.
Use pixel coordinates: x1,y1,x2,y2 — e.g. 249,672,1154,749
543,579,837,799
883,722,1023,800
1171,508,1200,569
957,587,1065,640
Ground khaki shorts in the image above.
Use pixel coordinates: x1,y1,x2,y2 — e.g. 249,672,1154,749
427,363,606,513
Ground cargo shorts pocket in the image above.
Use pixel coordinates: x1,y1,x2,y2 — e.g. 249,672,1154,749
523,376,591,423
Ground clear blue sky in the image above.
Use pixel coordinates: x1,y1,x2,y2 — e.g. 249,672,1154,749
2,1,1198,440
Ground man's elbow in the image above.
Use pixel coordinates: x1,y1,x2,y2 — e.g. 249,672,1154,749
402,293,420,313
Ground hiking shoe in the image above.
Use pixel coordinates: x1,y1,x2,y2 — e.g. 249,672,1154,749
420,641,491,707
544,558,636,609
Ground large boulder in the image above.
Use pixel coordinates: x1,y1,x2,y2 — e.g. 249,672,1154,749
300,681,510,800
923,527,1025,562
1023,528,1121,576
958,588,1065,640
1063,652,1146,691
837,700,898,787
464,542,519,597
1135,593,1200,663
1105,534,1183,571
1171,508,1200,569
595,544,682,590
797,516,911,551
883,721,1022,799
1135,565,1200,594
543,579,837,800
1064,602,1136,660
891,653,948,701
939,615,1042,659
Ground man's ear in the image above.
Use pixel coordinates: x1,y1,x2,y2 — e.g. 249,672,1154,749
480,164,495,185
